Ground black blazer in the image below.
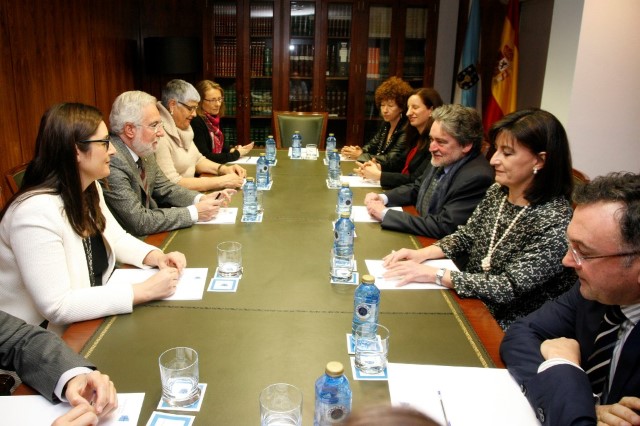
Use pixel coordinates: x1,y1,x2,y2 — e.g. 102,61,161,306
501,283,640,425
191,115,240,164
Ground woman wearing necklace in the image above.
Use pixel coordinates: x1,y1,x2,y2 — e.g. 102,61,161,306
383,109,577,330
192,80,254,164
0,103,186,335
341,77,413,172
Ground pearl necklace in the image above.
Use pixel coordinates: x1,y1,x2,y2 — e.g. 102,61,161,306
481,196,529,272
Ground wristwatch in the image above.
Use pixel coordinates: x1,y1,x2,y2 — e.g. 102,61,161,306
435,268,446,286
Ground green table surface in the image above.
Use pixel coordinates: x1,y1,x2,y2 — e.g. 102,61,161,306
83,152,494,425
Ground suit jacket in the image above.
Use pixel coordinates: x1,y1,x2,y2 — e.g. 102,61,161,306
381,153,494,239
191,115,240,164
379,144,431,189
102,136,200,236
501,283,640,425
357,117,408,173
0,311,94,402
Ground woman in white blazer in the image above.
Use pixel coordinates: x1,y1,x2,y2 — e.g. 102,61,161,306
0,103,186,334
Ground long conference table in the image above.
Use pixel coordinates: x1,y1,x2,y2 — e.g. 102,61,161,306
18,151,505,424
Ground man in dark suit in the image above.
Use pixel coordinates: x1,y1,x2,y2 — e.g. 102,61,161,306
364,104,494,239
501,172,640,426
102,91,231,236
1,310,117,424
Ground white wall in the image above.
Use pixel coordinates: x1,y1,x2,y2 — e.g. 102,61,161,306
543,0,640,177
433,0,459,103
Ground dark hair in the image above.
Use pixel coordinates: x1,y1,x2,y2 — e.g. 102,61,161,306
1,103,106,236
374,76,413,114
405,87,444,151
489,109,573,205
431,104,483,155
344,405,439,426
573,172,640,253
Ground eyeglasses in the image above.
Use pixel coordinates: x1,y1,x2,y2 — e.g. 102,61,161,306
78,136,111,150
178,101,198,113
137,121,164,133
204,97,223,104
567,239,640,266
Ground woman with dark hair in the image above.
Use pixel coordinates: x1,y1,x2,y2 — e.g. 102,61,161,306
383,109,576,330
355,87,443,189
341,76,412,172
0,103,186,334
191,80,254,164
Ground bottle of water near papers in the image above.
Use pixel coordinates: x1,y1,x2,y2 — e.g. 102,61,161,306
336,182,352,217
328,149,341,188
265,135,276,165
314,361,352,426
242,177,258,220
325,133,336,159
331,212,354,282
291,131,302,159
256,153,270,189
352,275,380,338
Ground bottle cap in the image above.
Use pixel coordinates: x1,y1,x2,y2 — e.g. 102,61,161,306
332,149,339,152
260,153,266,156
341,182,349,187
294,130,300,134
329,133,335,136
246,177,255,182
325,361,344,377
268,135,273,138
340,212,350,218
361,274,375,284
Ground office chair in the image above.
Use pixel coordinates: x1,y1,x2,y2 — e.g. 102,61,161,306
5,161,29,195
273,111,328,149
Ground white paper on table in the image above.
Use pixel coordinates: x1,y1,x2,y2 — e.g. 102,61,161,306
197,207,238,224
387,363,538,426
287,147,319,160
228,156,259,165
365,259,458,290
350,205,402,222
0,392,145,425
339,175,381,187
107,268,208,300
323,155,356,164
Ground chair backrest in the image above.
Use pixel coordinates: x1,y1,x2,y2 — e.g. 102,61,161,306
0,186,5,210
273,111,328,149
5,162,29,195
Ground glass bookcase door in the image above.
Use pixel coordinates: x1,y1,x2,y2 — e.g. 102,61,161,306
403,6,429,88
249,1,275,145
211,2,239,146
288,1,315,111
325,3,351,119
363,5,392,142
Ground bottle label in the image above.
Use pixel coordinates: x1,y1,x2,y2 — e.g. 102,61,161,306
325,404,349,422
355,303,375,321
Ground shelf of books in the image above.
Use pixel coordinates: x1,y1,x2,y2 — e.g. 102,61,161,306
288,1,315,112
249,2,275,145
364,5,392,133
403,6,428,86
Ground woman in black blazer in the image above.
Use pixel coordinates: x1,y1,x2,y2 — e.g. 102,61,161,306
192,80,253,164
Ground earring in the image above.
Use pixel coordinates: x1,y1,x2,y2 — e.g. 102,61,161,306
533,167,538,175
170,109,174,115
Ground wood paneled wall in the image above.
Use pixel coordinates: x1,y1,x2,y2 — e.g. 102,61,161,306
0,0,203,201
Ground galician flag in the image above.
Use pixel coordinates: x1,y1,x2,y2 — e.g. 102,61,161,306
483,0,519,131
454,0,481,111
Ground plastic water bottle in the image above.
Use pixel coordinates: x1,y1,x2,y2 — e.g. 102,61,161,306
291,131,302,159
256,153,270,189
242,177,258,220
328,149,341,188
351,274,380,338
265,135,276,165
331,212,354,281
325,133,336,160
314,361,352,426
336,182,352,217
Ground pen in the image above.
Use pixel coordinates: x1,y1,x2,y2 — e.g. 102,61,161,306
438,390,451,426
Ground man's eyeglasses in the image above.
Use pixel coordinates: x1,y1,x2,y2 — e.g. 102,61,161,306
204,98,223,104
178,101,198,113
138,121,164,133
567,239,640,266
78,136,111,151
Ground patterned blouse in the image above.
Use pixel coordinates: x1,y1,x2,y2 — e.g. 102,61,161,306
436,183,577,330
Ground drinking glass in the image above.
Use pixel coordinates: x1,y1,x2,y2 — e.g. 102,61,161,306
217,241,242,277
354,323,390,374
259,383,302,426
159,347,201,407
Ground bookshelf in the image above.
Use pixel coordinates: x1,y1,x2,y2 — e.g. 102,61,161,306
204,0,436,148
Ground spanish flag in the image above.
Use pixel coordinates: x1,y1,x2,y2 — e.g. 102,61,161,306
483,0,519,131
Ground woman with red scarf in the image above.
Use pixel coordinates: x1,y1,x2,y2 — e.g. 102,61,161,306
192,80,253,164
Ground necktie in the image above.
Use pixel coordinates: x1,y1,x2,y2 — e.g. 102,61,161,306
418,168,443,216
137,158,149,208
585,305,626,400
